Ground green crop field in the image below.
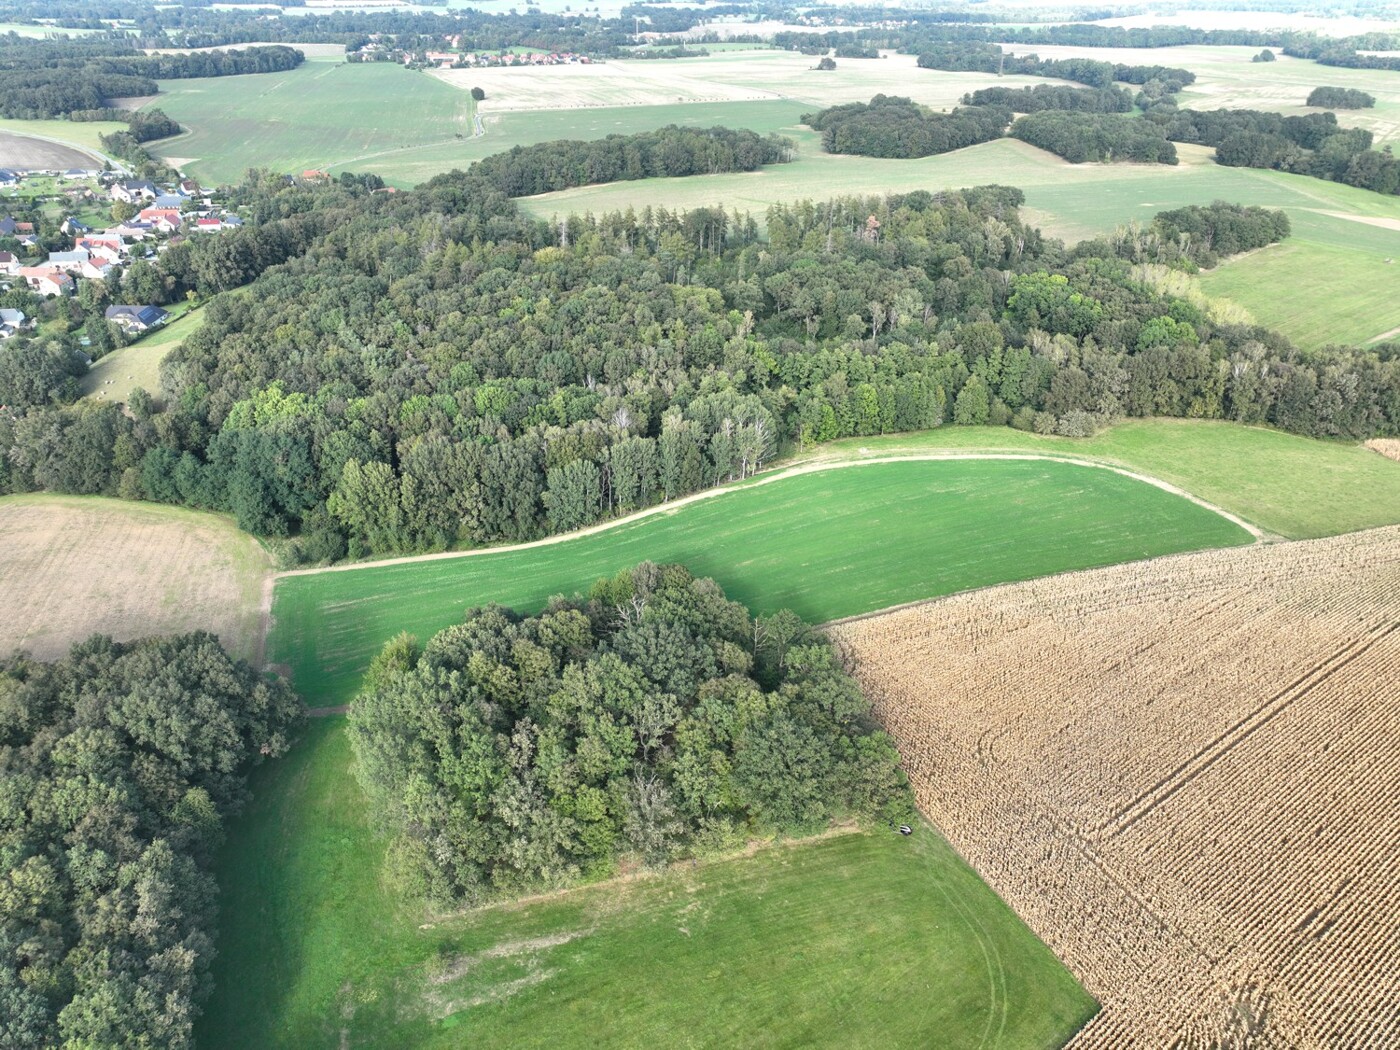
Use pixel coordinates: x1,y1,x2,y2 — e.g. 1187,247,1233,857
0,116,127,155
81,305,205,404
817,419,1400,541
200,721,1095,1050
271,457,1249,707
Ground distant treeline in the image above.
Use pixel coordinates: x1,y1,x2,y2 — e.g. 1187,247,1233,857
962,84,1134,114
1011,111,1177,165
471,126,794,198
1162,109,1400,196
1305,86,1375,108
0,634,302,1049
802,96,1010,159
914,42,1196,91
0,36,302,118
349,564,913,904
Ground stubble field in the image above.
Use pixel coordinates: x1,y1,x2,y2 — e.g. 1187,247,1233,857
830,526,1400,1047
0,494,272,662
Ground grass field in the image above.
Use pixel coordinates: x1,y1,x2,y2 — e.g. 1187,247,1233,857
0,493,271,662
816,419,1400,541
201,720,1095,1050
82,306,205,403
271,457,1250,707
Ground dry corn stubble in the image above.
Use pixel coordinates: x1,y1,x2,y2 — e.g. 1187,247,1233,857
829,526,1400,1048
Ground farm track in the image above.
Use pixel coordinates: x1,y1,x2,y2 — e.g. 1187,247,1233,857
277,452,1264,580
830,527,1400,1047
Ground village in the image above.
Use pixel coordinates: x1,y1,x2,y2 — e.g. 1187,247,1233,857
0,167,243,345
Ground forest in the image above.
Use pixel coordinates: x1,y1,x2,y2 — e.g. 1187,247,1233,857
0,37,302,119
914,44,1195,93
469,126,793,198
348,563,913,904
961,84,1135,114
1304,86,1375,108
0,634,302,1049
802,96,1010,159
1010,111,1178,165
3,168,1393,564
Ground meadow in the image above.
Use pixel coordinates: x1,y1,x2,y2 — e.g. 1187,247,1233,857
271,457,1251,707
82,303,204,404
202,720,1095,1049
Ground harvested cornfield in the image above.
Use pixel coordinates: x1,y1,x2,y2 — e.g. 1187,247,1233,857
1367,438,1400,463
829,527,1400,1048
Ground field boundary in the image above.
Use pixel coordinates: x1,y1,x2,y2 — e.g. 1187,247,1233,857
277,452,1265,580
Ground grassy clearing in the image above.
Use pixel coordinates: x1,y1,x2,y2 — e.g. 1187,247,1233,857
270,458,1248,707
145,62,476,185
0,493,270,662
817,419,1400,541
1198,240,1400,348
202,721,1095,1050
81,306,206,403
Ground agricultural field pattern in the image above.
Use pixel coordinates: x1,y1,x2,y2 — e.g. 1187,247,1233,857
831,528,1400,1047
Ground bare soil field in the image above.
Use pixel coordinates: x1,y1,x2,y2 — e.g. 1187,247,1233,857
830,527,1400,1048
0,131,101,171
0,495,273,663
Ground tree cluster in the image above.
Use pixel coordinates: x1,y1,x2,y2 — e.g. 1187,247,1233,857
348,563,913,904
962,84,1134,114
1305,86,1374,109
471,126,793,197
0,633,302,1049
914,43,1194,92
802,95,1010,158
1162,108,1400,196
1148,201,1292,268
1010,111,1178,165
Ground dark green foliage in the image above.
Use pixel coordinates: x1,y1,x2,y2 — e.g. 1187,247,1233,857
0,634,303,1049
471,126,793,197
125,107,182,142
1011,111,1177,164
816,56,837,70
803,95,1010,158
1252,49,1276,62
1306,86,1375,109
962,84,1134,113
1150,202,1292,268
915,43,1195,91
347,564,913,904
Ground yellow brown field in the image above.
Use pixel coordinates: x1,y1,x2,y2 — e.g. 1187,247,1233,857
0,494,273,663
1367,438,1400,463
830,527,1400,1048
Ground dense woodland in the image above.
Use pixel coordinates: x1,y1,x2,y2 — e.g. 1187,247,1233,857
349,564,913,903
803,96,1010,159
1305,86,1375,108
915,44,1195,94
470,126,793,198
2,167,1393,562
1011,111,1178,164
962,84,1135,114
0,634,302,1049
0,37,302,119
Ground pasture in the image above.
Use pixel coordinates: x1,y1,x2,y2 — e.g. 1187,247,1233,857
0,494,271,662
82,304,204,403
201,718,1095,1049
270,457,1251,707
831,525,1400,1046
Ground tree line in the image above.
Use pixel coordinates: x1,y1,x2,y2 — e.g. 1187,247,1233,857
914,43,1195,92
0,634,302,1049
802,96,1010,159
962,84,1135,114
470,126,794,198
0,36,302,119
348,563,913,904
1010,111,1178,165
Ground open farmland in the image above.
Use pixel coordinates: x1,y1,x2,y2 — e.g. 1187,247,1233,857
270,457,1251,707
0,130,104,171
830,527,1400,1046
0,494,272,662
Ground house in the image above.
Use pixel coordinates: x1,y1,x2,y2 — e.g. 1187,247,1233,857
104,304,169,333
18,267,75,296
0,217,33,237
152,192,187,209
300,169,330,182
61,217,93,237
136,207,182,232
46,248,91,273
111,179,158,203
193,217,225,233
106,220,156,241
79,259,114,281
76,236,125,263
0,251,19,275
179,178,203,196
0,170,17,188
0,307,27,338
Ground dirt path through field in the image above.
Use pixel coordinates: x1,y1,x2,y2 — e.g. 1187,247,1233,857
278,453,1265,580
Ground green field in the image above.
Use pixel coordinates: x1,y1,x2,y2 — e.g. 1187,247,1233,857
201,721,1095,1050
81,305,205,403
816,419,1400,541
0,116,127,154
271,457,1250,707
